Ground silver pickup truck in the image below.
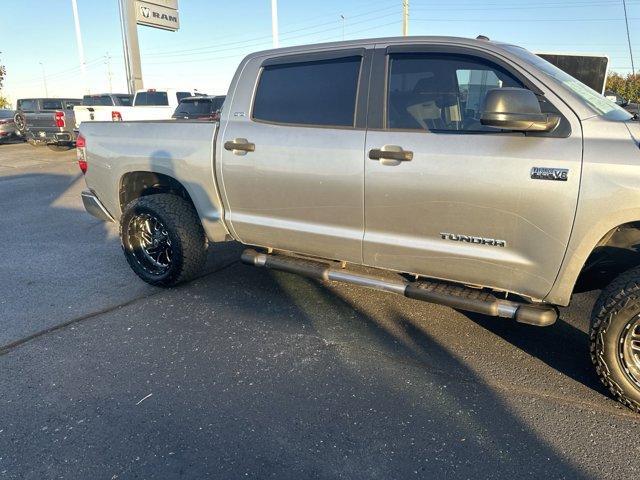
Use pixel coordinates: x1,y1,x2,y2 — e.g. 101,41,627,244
79,36,640,412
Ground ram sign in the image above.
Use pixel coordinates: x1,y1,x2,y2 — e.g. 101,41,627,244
135,0,180,31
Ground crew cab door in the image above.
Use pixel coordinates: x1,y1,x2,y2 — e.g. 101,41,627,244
218,49,371,262
363,45,582,300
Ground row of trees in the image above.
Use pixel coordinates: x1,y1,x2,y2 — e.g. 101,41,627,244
605,72,640,103
0,52,8,109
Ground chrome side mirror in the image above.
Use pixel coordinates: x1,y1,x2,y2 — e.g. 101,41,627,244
480,87,560,132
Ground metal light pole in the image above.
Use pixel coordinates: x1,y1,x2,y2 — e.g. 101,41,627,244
105,52,113,93
622,0,635,75
39,62,48,97
118,0,143,94
70,0,88,93
340,14,345,41
271,0,279,48
402,0,409,36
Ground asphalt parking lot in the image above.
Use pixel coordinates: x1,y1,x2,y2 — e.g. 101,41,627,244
1,142,639,479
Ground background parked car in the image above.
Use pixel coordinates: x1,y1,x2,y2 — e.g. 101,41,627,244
172,95,226,120
15,98,81,151
0,109,21,143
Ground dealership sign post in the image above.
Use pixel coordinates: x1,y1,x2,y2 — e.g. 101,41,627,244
119,0,180,94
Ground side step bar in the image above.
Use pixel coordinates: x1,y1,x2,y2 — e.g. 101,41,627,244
241,249,557,327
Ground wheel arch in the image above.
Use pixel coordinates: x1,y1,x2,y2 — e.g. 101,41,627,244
547,220,640,305
118,169,230,243
119,171,195,212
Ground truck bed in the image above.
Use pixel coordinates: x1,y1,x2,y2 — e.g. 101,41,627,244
80,120,227,241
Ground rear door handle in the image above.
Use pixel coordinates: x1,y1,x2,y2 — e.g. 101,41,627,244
369,146,413,166
224,138,255,155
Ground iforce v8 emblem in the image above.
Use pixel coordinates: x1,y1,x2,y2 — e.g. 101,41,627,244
530,167,569,181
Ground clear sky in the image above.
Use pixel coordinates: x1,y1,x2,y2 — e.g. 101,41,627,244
2,0,639,105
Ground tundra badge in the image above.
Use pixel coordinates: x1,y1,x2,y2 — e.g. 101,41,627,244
440,233,507,248
530,167,569,181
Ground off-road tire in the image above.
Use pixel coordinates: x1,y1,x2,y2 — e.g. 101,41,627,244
120,193,208,287
47,144,73,152
590,265,640,412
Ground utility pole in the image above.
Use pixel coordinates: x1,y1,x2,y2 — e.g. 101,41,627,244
622,0,635,75
118,0,143,94
271,0,279,48
340,14,345,41
402,0,409,36
70,0,88,93
105,52,113,93
39,62,48,97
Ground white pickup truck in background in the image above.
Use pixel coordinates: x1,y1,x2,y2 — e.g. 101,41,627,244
73,89,195,129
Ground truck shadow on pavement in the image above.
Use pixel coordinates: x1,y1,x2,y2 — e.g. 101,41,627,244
195,263,596,478
462,306,610,397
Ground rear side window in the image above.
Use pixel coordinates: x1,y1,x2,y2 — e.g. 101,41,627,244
42,100,63,110
252,56,361,127
135,91,169,106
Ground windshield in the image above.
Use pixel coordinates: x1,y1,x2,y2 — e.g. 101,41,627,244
505,45,632,121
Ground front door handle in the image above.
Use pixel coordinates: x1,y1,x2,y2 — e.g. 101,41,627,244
369,146,413,166
224,138,255,155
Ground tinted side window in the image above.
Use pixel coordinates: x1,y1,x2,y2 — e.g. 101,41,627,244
253,56,361,127
387,53,524,132
42,100,63,110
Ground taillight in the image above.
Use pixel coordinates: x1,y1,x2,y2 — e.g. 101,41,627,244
55,111,65,128
76,134,87,174
112,111,122,122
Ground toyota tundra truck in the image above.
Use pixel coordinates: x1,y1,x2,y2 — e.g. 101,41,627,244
78,36,640,412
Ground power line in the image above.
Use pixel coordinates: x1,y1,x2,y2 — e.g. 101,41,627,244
412,16,640,22
143,5,399,58
622,0,636,74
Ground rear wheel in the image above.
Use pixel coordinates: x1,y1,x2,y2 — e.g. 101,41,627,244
590,265,640,412
120,194,208,287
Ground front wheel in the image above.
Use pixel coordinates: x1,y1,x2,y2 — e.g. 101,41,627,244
590,265,640,412
120,194,208,287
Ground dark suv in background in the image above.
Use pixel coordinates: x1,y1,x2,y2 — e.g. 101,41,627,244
172,95,225,121
15,97,81,151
